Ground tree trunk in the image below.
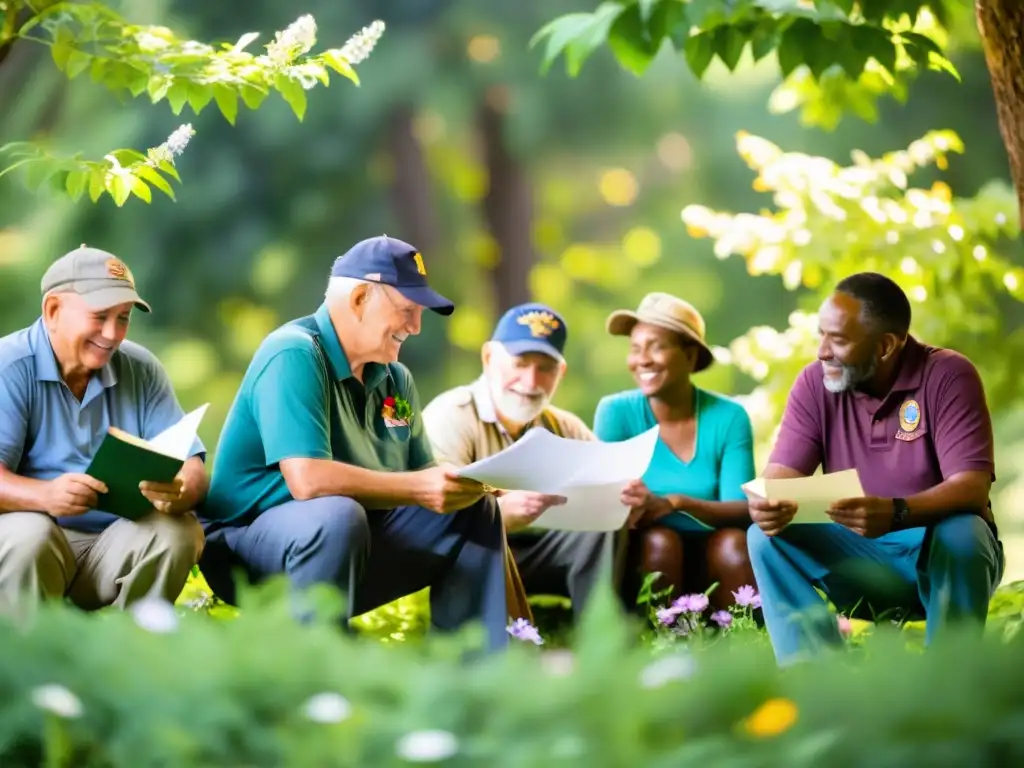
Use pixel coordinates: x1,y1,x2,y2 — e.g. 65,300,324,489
478,89,535,312
976,0,1024,226
385,103,440,255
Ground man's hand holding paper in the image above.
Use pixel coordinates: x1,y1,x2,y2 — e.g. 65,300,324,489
415,464,488,514
499,491,568,532
454,426,660,531
743,469,865,536
747,495,798,537
827,496,895,538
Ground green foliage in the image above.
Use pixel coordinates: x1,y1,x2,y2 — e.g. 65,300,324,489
532,1,958,129
533,0,956,78
767,7,949,130
681,130,1021,446
7,581,1024,766
0,127,190,207
1,5,385,204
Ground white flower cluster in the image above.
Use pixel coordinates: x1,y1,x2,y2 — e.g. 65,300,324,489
339,20,385,65
147,124,195,167
266,14,318,65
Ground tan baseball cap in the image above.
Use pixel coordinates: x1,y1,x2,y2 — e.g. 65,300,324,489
606,292,714,372
40,245,151,313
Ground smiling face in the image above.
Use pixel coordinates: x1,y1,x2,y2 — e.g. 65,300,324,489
817,292,883,393
351,283,423,364
483,342,564,425
43,292,133,378
627,322,698,397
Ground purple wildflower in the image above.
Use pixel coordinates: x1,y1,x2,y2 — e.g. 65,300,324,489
506,618,544,645
656,606,682,626
710,610,733,629
672,593,709,614
732,584,761,608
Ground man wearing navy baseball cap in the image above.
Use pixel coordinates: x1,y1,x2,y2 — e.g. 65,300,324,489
422,303,617,624
200,235,521,652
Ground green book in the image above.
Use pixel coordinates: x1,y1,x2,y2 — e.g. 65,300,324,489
85,404,209,521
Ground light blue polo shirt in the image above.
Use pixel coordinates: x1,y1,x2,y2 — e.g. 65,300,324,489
0,318,206,533
203,303,435,525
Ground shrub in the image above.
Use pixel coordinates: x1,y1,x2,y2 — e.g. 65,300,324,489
3,579,1024,767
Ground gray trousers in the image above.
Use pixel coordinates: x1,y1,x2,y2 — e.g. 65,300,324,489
0,511,204,618
508,528,613,620
199,494,509,652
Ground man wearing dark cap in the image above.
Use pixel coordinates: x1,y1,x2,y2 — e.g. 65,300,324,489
0,246,207,617
747,272,1004,665
422,303,615,623
200,236,515,651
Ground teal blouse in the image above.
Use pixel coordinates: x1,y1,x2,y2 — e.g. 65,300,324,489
593,387,755,533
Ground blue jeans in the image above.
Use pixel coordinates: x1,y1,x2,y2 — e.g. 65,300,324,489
747,514,1004,664
199,495,509,652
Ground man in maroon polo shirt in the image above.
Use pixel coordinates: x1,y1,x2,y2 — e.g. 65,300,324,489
746,272,1004,664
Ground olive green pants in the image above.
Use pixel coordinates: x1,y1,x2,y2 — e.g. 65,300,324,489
0,510,203,617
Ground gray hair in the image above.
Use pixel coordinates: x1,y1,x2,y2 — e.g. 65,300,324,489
324,276,373,306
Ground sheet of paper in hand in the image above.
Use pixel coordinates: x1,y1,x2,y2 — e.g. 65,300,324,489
456,426,659,531
530,482,637,532
85,404,209,521
742,469,864,524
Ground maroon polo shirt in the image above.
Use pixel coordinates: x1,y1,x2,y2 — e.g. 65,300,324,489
769,336,995,518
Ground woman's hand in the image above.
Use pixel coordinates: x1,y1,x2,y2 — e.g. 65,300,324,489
620,479,674,528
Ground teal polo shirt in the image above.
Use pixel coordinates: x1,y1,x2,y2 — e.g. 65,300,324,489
0,318,206,533
204,303,435,524
593,386,755,533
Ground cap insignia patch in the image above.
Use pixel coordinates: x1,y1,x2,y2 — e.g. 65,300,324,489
106,258,135,286
517,310,560,338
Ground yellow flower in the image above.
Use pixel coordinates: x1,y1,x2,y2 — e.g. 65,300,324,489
930,181,952,202
685,224,709,238
752,177,770,192
743,697,799,738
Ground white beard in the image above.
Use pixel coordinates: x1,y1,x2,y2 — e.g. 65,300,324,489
486,374,550,424
492,389,548,424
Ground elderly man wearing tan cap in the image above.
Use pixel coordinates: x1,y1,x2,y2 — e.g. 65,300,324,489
597,292,759,613
0,245,206,617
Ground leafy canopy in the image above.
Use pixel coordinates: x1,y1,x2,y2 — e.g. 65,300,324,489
533,0,955,79
0,4,384,206
531,0,957,131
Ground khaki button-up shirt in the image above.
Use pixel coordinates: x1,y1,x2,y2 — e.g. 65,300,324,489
422,377,597,623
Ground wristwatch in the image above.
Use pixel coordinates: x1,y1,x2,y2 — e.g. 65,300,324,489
892,497,910,529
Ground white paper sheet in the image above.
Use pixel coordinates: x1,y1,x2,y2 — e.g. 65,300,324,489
742,469,864,524
456,426,658,493
455,426,660,531
532,482,633,532
146,404,210,460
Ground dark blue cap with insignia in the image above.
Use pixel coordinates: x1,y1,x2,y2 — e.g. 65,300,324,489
330,235,454,316
490,302,567,362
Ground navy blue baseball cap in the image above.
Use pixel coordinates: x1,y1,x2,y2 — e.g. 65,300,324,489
330,235,455,316
490,303,567,362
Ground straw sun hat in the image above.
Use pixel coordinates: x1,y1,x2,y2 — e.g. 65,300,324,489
605,292,715,372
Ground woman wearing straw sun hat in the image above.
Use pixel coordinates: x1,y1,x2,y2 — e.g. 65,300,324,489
595,292,757,612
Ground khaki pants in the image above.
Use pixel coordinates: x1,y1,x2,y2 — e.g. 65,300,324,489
0,511,204,617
